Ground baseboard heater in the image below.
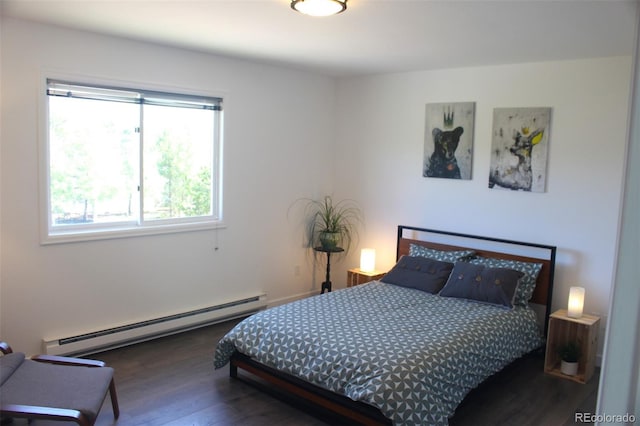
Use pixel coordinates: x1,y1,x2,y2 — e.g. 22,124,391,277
43,294,267,356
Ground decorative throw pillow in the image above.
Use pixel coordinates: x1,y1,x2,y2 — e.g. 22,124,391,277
468,257,543,306
381,255,454,294
409,243,476,263
439,262,524,309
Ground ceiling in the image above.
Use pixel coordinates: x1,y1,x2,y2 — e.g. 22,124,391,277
1,0,638,77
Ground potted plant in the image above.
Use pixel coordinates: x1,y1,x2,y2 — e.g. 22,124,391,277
558,341,581,376
301,196,363,253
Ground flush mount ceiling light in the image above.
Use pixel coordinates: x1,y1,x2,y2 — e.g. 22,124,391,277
291,0,347,17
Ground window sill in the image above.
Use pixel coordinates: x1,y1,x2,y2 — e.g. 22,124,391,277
42,221,226,245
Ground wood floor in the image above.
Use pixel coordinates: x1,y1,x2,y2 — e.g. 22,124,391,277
22,317,599,426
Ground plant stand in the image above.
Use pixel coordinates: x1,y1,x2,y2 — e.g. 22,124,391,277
314,246,344,294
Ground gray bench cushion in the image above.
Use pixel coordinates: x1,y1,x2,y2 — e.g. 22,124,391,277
0,359,113,420
0,352,25,385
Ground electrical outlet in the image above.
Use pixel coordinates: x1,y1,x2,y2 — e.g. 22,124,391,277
294,265,301,277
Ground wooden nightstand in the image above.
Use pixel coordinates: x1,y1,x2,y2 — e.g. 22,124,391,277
544,309,600,384
347,268,385,287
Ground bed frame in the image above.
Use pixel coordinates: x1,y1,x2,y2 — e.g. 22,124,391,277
229,225,556,426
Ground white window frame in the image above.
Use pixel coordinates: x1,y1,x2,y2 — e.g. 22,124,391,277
39,74,225,244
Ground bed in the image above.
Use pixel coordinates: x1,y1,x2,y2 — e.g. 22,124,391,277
214,226,556,425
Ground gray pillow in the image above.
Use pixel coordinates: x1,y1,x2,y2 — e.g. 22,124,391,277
381,255,454,294
439,262,524,309
468,257,543,306
409,243,475,263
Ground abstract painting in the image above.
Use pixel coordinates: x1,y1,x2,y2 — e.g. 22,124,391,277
423,102,475,180
489,107,551,192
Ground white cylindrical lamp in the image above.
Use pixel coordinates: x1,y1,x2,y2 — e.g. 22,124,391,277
360,248,376,273
567,286,585,319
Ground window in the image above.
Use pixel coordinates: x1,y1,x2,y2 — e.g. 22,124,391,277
44,79,223,242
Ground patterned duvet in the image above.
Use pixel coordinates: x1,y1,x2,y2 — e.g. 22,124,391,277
214,281,543,425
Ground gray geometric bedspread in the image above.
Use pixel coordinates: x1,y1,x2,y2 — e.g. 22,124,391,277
214,281,543,426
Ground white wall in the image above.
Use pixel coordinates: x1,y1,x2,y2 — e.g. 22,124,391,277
332,57,633,356
0,18,335,355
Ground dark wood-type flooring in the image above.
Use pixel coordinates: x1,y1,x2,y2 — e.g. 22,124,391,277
18,317,599,426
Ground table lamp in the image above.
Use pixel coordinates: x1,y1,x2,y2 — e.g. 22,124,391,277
360,248,376,273
567,286,585,319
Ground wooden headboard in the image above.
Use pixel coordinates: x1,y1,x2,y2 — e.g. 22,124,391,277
396,225,556,334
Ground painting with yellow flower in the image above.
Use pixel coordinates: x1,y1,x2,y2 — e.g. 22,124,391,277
489,107,551,192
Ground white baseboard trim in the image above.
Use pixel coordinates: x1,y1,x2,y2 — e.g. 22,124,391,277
267,290,317,308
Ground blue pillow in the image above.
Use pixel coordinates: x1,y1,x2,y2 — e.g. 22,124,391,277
381,255,454,294
468,257,542,306
439,262,524,309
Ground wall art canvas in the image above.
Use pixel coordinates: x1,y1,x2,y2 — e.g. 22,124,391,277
423,102,475,180
489,107,551,192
